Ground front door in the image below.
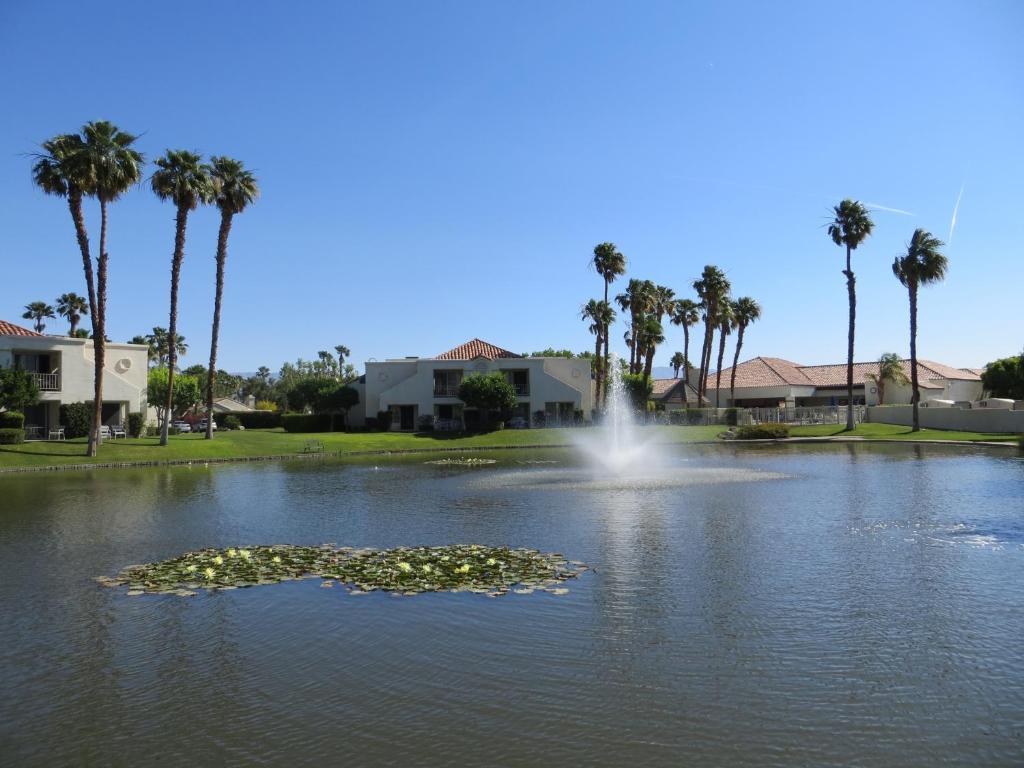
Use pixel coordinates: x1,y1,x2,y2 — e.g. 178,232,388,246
399,405,415,431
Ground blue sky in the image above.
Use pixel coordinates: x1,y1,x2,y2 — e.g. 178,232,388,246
1,0,1021,373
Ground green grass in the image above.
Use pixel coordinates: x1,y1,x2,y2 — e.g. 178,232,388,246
1,422,1017,471
0,426,724,470
789,422,1020,443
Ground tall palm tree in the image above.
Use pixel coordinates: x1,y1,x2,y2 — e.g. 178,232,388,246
670,351,686,378
146,327,187,367
828,199,874,430
713,301,736,407
728,297,761,405
581,299,615,404
22,301,55,333
616,279,655,374
81,121,144,452
670,298,700,403
334,344,351,370
639,316,665,380
591,242,626,407
56,292,89,335
892,229,947,431
865,352,909,406
204,156,259,438
152,150,214,445
693,266,730,400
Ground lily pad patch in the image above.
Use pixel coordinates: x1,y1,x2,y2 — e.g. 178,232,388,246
424,457,498,466
100,544,586,598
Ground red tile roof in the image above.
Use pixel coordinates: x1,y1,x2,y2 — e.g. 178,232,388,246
714,356,979,390
0,320,42,337
651,378,703,403
436,339,522,360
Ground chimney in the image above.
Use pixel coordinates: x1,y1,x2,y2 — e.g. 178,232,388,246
247,394,256,409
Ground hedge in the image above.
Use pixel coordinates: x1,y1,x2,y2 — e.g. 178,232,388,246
734,423,790,440
0,427,24,444
0,411,24,429
213,410,282,430
128,412,145,438
280,413,333,433
60,402,93,439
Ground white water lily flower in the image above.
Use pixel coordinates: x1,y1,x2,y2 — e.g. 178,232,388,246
422,564,432,573
186,564,197,573
213,556,224,565
397,561,412,573
227,548,237,558
272,555,282,564
486,558,496,566
239,549,252,560
204,567,216,579
458,563,471,573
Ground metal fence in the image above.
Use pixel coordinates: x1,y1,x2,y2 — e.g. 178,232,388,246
650,405,866,427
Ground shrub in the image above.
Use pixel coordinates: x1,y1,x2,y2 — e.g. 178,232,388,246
0,368,39,412
0,411,24,429
224,415,242,431
60,402,93,439
145,424,160,437
376,410,393,432
417,414,434,432
734,423,790,440
281,413,332,433
457,374,516,426
0,427,24,444
668,410,686,425
532,410,546,427
725,408,738,426
255,400,278,412
685,409,704,425
127,412,144,438
214,410,282,429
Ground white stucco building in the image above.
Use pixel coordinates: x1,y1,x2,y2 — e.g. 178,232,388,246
706,356,984,408
0,320,149,436
348,339,594,430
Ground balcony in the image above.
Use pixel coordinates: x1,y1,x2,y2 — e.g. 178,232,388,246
512,383,529,396
433,384,461,398
31,372,61,391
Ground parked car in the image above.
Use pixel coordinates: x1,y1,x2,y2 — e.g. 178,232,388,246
507,416,529,429
194,419,217,432
171,420,191,433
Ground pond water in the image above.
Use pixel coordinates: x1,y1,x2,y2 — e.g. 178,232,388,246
1,443,1023,766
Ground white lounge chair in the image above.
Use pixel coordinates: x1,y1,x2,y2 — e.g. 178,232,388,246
48,427,65,441
111,425,127,439
99,425,112,439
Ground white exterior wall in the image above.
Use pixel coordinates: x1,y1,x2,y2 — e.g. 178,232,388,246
0,336,149,417
349,356,593,428
706,384,815,407
868,405,1024,433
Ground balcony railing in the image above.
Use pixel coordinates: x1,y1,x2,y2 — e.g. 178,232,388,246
433,384,461,398
512,383,529,396
31,372,60,391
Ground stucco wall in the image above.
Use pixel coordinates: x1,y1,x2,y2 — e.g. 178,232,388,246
868,405,1024,433
351,356,593,428
0,336,149,412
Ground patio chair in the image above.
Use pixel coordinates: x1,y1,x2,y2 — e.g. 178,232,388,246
111,424,127,439
99,425,112,439
48,427,66,441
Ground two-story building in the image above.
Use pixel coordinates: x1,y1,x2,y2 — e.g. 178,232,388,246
348,338,594,429
0,320,149,438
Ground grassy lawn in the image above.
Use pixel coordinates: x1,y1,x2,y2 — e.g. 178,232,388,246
0,426,724,470
1,422,1017,471
789,422,1020,443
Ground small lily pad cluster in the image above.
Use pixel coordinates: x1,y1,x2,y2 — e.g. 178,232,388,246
424,457,497,466
99,544,586,598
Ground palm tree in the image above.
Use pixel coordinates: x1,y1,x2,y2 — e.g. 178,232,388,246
591,242,626,407
152,150,214,445
670,298,700,403
865,352,909,406
204,156,259,438
56,292,89,335
639,316,665,380
581,300,615,403
145,327,187,367
728,297,761,405
670,351,686,378
693,266,730,400
713,301,736,407
616,279,655,374
22,301,55,333
892,229,948,431
828,199,875,430
334,345,350,369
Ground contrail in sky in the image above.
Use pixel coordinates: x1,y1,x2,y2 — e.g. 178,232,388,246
863,202,914,216
948,183,965,244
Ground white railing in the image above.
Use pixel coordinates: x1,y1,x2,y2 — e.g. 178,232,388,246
31,372,61,391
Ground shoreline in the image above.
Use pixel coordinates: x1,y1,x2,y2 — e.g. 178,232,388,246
0,436,1016,475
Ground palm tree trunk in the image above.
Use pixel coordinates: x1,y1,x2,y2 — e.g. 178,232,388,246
162,206,189,446
909,283,920,432
206,211,233,439
681,326,690,405
715,329,728,408
67,192,100,456
643,346,655,380
628,314,638,374
845,244,856,431
593,332,602,409
601,279,610,408
730,324,745,405
90,199,110,457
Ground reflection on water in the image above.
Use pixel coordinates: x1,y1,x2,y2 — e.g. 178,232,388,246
1,443,1023,767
